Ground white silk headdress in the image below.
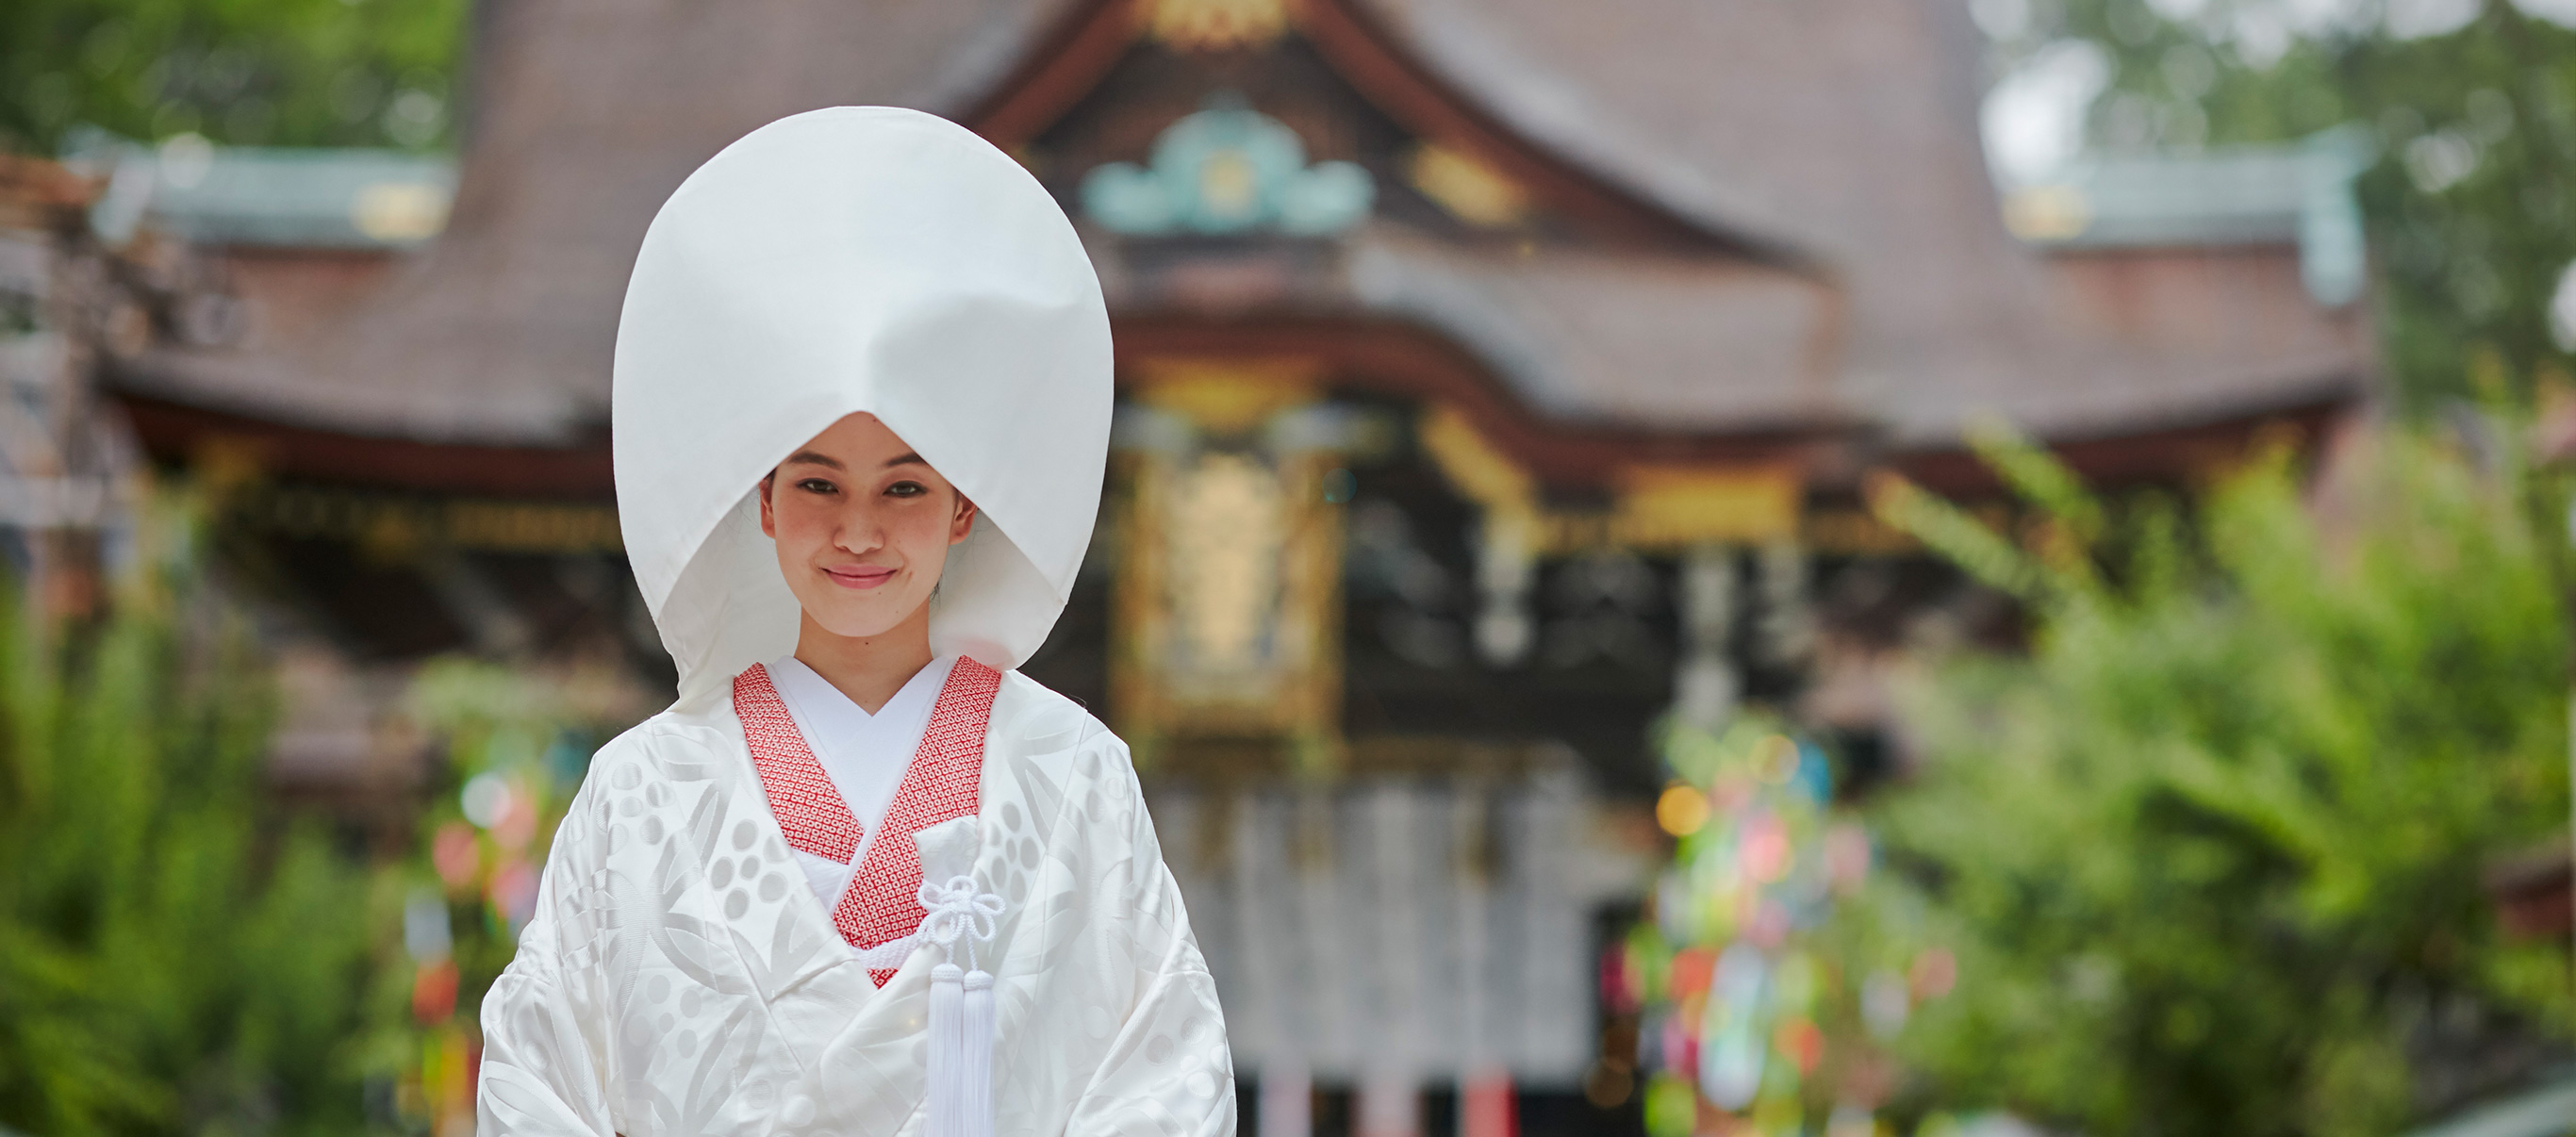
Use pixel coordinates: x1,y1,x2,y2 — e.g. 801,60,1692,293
612,107,1113,711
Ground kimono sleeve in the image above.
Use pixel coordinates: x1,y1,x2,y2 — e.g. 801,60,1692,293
477,761,619,1137
1063,732,1239,1137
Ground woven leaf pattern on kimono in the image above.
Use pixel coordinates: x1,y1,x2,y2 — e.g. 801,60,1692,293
476,673,1237,1137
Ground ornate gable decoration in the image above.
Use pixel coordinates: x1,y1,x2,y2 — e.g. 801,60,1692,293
969,0,1788,255
1145,0,1288,51
1080,99,1374,238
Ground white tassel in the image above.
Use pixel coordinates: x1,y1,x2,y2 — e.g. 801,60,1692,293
916,873,1003,1137
960,969,996,1137
926,963,966,1137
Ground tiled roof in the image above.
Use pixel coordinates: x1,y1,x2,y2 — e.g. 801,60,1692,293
67,132,455,250
108,0,2370,463
2001,127,2373,305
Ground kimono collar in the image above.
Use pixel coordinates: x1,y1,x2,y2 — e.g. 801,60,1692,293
735,658,1003,985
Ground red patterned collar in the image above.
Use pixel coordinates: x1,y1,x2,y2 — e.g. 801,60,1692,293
734,658,1003,985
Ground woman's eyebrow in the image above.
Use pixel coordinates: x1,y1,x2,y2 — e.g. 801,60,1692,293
883,452,926,469
783,451,844,470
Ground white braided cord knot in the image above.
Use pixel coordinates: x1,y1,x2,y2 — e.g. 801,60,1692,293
916,874,1004,968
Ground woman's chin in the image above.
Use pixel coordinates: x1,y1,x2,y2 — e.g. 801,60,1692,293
801,597,924,643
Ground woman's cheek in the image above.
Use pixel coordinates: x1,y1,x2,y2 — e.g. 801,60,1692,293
783,504,837,556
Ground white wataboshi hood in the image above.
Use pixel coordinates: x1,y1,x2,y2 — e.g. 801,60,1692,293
612,107,1112,710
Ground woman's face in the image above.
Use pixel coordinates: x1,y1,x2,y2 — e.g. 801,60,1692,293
758,413,977,640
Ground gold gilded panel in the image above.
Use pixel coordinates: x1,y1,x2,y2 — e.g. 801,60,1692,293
1113,362,1345,776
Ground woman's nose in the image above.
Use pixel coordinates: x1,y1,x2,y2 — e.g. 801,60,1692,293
834,505,887,551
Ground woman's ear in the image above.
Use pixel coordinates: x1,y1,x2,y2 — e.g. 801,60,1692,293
949,493,979,546
757,475,777,538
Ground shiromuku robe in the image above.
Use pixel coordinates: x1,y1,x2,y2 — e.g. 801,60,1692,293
478,103,1230,1137
476,659,1234,1136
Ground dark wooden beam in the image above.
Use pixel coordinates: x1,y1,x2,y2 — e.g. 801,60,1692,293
1113,313,1859,486
966,0,1146,148
1885,394,2357,498
117,393,614,499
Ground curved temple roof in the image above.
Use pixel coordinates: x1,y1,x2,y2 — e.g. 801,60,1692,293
112,0,2370,488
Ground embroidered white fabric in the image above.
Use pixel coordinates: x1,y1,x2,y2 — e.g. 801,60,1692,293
477,673,1237,1136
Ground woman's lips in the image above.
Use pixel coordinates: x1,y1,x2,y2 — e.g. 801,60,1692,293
821,565,898,590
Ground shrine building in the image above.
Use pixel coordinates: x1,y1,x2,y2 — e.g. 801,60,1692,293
65,0,2374,1130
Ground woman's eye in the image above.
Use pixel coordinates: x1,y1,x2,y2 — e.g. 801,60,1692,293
797,478,836,494
886,481,927,498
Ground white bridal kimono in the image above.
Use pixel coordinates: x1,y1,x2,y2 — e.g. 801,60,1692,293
477,107,1235,1137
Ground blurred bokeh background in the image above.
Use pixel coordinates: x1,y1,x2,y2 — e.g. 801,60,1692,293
4,0,2575,1134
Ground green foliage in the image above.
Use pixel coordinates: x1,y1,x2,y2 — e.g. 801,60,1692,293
1986,0,2576,406
0,512,397,1137
1864,421,2572,1135
0,0,470,153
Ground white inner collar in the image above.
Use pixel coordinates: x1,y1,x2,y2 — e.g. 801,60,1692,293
766,654,956,836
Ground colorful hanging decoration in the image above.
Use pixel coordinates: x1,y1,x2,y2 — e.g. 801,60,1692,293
1611,718,1950,1137
391,659,645,1137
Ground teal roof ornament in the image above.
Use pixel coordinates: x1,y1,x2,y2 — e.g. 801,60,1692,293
1998,124,2376,306
61,128,455,250
1082,98,1373,237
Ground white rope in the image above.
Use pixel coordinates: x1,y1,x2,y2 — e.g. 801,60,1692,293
848,934,918,971
915,874,1004,971
840,874,1004,971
